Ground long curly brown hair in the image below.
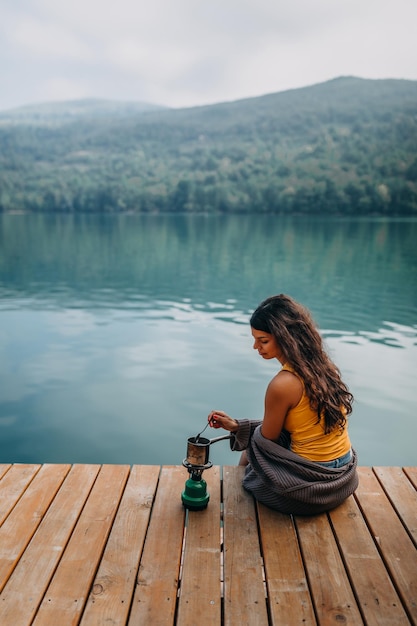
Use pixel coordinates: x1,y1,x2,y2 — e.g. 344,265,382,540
250,294,353,434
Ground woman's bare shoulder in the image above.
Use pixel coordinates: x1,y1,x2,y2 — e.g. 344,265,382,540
267,369,303,405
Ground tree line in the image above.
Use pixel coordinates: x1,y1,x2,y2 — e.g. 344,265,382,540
0,76,416,215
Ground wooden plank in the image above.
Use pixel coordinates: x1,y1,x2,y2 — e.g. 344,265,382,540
0,464,41,525
0,464,70,593
176,466,222,626
222,466,268,626
355,467,417,624
373,467,417,548
329,495,410,625
295,512,363,625
32,464,130,626
128,465,186,626
0,464,11,480
257,502,317,625
80,465,160,626
0,462,415,626
0,464,100,626
404,467,417,490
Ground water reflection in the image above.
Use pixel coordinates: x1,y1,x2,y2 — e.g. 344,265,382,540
1,214,416,328
0,214,416,466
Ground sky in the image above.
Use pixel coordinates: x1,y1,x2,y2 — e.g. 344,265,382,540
1,0,416,112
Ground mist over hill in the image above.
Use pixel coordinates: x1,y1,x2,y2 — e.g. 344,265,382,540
0,99,167,124
0,76,416,214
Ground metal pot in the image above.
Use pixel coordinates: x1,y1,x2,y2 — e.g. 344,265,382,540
184,434,232,468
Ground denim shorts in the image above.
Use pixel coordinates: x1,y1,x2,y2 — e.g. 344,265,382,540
315,449,352,468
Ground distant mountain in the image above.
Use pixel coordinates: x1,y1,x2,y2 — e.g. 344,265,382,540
0,77,416,215
0,98,168,125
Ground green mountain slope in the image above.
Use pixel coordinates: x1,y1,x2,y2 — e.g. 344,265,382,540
1,76,416,214
0,98,167,124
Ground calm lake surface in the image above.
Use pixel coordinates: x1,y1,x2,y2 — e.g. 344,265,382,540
0,213,416,467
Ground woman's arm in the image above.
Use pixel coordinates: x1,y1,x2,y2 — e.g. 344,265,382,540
260,370,303,441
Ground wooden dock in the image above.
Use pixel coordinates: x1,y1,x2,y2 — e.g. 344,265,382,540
0,463,416,625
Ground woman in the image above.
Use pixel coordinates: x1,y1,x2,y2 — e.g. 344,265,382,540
208,294,358,515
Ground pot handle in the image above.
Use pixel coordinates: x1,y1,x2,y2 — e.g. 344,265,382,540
209,434,233,445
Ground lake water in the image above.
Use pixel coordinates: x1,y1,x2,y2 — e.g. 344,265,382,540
0,213,416,467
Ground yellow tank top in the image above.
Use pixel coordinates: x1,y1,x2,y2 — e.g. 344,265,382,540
281,364,351,461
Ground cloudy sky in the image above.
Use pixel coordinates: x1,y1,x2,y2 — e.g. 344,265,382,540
1,0,416,111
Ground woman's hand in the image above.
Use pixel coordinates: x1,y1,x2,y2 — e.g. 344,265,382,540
208,410,238,433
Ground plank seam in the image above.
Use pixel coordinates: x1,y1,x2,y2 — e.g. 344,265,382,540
326,510,367,625
125,465,163,625
254,501,274,626
220,468,224,625
78,464,132,625
0,464,42,526
173,508,188,624
292,515,320,626
31,464,112,623
372,467,417,549
352,488,414,624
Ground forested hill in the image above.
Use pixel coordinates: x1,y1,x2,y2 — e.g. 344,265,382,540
1,76,416,215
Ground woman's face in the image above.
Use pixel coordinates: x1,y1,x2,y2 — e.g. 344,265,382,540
251,327,284,362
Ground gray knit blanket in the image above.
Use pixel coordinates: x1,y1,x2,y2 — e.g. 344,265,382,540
230,420,359,515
